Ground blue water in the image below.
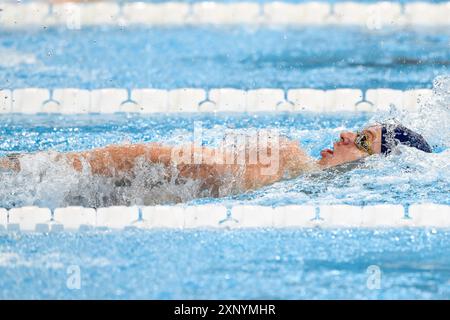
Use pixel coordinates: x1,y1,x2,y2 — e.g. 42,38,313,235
1,228,449,299
1,27,449,90
1,1,450,300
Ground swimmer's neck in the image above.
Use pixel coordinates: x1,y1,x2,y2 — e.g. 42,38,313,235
314,158,368,172
315,161,332,170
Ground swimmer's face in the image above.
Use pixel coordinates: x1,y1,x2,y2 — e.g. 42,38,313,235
318,125,382,168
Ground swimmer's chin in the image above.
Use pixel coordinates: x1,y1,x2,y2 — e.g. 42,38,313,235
316,148,337,169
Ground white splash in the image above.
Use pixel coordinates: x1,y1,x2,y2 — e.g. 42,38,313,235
371,75,450,150
0,150,242,208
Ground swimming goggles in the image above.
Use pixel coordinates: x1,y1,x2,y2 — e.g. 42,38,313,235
354,131,374,155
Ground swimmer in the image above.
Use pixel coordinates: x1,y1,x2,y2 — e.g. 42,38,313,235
0,123,432,196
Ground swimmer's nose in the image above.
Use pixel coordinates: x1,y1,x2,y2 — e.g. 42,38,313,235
339,131,355,145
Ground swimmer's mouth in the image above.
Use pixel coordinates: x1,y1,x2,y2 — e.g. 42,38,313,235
320,148,334,158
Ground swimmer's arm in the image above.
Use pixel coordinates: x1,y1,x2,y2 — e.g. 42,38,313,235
0,143,174,175
64,142,226,185
65,143,173,175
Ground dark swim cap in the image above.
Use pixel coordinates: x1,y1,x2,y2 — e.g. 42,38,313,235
381,124,432,155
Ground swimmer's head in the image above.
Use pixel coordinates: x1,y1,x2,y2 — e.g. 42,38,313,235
318,123,432,168
380,123,432,155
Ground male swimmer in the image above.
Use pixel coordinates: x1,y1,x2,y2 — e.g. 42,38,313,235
0,123,432,197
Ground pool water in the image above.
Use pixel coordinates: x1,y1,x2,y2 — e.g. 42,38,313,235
1,228,450,299
1,27,449,90
0,90,448,298
1,2,450,300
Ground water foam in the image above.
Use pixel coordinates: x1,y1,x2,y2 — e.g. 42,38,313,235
370,75,450,150
0,79,448,208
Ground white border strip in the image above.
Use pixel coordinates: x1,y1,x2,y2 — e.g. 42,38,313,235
0,87,433,114
0,204,448,232
0,2,449,29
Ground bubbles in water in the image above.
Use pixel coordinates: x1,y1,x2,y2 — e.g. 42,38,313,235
371,75,450,150
0,150,245,209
